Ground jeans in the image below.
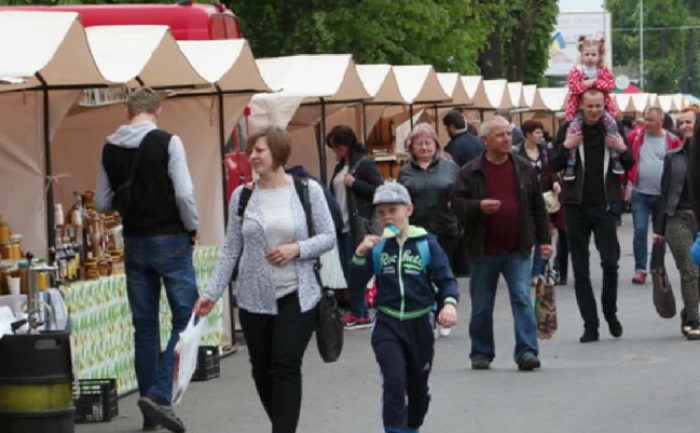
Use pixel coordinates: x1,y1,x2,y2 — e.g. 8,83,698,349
631,190,664,272
468,253,538,363
564,205,620,327
338,231,369,318
239,292,318,433
531,244,546,279
124,234,199,405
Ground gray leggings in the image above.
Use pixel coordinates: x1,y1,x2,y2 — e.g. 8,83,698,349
666,212,700,323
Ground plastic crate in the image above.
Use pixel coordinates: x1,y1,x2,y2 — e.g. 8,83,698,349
74,378,119,423
192,345,220,381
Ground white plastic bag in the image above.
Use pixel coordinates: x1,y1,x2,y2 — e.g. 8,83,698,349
171,313,205,405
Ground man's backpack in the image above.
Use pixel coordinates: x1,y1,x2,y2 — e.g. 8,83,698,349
371,237,431,277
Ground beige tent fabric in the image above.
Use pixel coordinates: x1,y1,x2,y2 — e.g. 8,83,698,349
508,82,527,108
533,88,569,112
178,39,270,94
356,65,405,104
392,65,450,104
0,90,82,256
0,11,109,93
655,94,680,113
435,73,471,107
462,76,490,109
522,85,538,109
613,94,634,113
483,79,514,110
630,93,652,113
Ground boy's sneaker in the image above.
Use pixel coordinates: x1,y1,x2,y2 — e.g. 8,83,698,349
611,158,625,175
342,314,371,329
563,165,576,181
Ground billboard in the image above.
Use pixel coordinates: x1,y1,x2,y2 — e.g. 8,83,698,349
546,12,613,77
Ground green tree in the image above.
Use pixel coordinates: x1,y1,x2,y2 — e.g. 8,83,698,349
606,0,698,94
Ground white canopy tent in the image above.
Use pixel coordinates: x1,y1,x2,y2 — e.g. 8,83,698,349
508,82,527,109
630,93,653,114
655,94,680,113
355,64,406,140
462,76,490,109
613,94,634,113
248,54,370,182
483,79,515,110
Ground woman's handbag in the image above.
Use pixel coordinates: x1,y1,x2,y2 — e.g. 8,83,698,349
542,191,561,214
534,261,558,340
652,243,676,319
296,177,344,363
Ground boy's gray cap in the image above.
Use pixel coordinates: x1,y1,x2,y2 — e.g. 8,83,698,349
373,183,412,205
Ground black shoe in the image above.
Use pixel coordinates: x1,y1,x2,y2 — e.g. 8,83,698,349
611,159,625,175
138,396,186,433
579,326,599,343
563,165,576,181
681,308,689,336
556,276,568,286
471,355,491,370
143,421,163,431
607,317,623,338
518,353,541,371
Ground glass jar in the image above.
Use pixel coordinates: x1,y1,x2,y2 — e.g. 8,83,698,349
85,259,99,280
0,243,11,260
17,261,29,295
0,260,14,295
110,250,124,275
97,256,112,277
0,220,9,244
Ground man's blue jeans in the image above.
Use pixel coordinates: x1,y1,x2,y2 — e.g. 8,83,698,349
631,190,664,272
124,234,199,404
469,252,539,363
338,231,369,318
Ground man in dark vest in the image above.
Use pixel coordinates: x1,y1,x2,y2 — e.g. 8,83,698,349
95,87,197,433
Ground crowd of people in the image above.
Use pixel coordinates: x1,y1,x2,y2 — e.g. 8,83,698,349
95,35,700,433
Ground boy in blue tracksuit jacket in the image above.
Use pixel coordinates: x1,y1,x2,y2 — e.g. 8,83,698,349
350,183,459,433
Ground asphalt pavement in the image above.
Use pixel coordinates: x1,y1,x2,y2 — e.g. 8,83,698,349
77,214,700,433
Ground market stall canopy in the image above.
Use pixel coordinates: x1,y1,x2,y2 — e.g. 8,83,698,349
613,93,633,113
630,93,652,113
356,64,405,104
87,26,207,89
672,94,685,110
436,72,471,106
522,85,537,108
508,82,527,108
461,76,490,108
392,65,450,104
0,11,109,93
483,79,514,110
178,39,270,94
532,87,568,112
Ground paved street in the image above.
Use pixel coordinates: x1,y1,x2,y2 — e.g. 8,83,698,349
78,215,700,433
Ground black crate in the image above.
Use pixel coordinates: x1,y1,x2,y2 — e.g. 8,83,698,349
192,345,220,381
74,378,119,423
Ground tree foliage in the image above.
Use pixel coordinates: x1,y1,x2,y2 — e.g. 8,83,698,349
0,0,560,83
606,0,699,94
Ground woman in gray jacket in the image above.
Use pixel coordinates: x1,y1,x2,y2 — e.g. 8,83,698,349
194,127,335,432
398,123,460,337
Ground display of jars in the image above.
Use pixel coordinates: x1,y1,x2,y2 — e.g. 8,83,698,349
85,259,99,280
0,219,9,244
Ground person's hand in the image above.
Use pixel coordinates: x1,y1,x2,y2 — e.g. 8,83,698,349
266,243,300,267
438,303,458,328
553,182,561,194
540,244,554,259
605,134,626,153
563,131,583,150
193,297,215,317
480,199,501,214
652,234,664,245
343,174,356,187
355,235,382,257
582,78,596,87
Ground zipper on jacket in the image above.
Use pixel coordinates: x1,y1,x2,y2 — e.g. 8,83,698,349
398,241,406,319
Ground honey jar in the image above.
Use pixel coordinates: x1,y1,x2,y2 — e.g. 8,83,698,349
0,220,9,244
81,190,95,210
9,234,22,260
0,243,11,260
97,256,112,277
85,259,99,280
37,271,49,291
110,250,124,275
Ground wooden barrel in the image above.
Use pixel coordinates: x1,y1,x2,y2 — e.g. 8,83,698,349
0,331,75,433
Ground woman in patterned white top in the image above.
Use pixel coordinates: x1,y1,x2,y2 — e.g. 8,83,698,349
194,127,335,433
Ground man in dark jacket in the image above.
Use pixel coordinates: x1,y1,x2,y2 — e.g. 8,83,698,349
451,115,552,371
550,88,635,344
442,109,485,167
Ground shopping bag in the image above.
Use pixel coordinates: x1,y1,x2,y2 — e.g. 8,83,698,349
172,313,206,405
534,262,558,340
652,244,676,319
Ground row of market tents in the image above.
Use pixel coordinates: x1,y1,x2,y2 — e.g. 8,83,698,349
0,10,694,256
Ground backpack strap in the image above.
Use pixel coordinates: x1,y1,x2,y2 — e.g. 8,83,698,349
293,176,314,235
237,183,255,217
416,239,431,271
372,238,387,276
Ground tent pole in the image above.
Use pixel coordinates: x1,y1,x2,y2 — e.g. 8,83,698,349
434,106,439,137
362,103,368,143
37,74,55,255
319,99,328,184
215,85,229,226
410,104,415,129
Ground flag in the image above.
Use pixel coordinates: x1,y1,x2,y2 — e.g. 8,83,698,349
551,32,565,51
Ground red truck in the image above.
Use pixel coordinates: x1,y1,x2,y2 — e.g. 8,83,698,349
1,1,253,200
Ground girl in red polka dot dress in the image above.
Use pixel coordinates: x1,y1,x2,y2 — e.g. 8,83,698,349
564,36,623,181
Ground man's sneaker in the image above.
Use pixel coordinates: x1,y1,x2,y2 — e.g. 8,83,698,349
686,325,700,341
632,271,647,285
518,352,541,371
143,421,163,431
138,396,185,433
579,326,599,343
342,314,371,330
607,317,623,338
563,165,576,181
611,159,625,175
471,355,491,370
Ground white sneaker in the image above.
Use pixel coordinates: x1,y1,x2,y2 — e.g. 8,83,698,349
438,326,452,338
